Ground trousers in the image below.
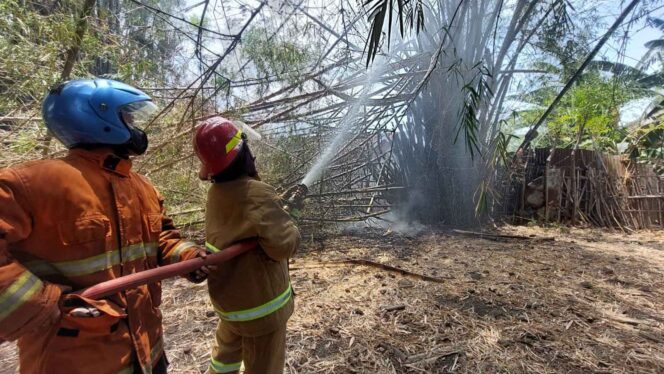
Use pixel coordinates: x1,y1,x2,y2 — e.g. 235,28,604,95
208,322,286,374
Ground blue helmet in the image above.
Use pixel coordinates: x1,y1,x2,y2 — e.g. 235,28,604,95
42,79,157,154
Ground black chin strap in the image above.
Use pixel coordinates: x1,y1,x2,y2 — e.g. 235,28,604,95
102,154,123,170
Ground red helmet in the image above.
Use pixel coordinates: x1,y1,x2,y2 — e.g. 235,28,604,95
194,116,245,180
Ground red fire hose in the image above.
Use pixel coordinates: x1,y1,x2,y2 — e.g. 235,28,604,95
0,241,256,345
78,240,257,299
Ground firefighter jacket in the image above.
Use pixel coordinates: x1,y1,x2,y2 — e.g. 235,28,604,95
0,149,201,374
205,176,300,337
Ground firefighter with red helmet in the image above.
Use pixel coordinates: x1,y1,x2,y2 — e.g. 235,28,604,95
193,116,300,374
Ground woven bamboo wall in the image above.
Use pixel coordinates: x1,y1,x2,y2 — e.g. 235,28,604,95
499,148,663,230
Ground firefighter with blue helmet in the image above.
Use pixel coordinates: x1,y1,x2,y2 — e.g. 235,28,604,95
42,79,157,155
0,79,209,373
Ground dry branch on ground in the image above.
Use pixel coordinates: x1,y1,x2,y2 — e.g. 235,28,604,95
3,226,660,373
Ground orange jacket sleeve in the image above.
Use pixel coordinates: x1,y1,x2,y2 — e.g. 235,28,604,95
152,188,201,265
0,169,62,341
249,184,301,262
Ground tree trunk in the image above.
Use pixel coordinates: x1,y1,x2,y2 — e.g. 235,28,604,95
42,0,97,157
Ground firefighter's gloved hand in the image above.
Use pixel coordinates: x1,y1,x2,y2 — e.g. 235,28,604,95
38,284,72,329
288,207,301,220
54,284,100,319
70,307,101,318
187,249,217,283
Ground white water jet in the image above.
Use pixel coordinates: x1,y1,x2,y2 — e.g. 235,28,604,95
301,52,394,187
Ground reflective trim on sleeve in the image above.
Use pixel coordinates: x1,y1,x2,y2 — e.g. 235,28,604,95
23,242,158,278
205,241,221,253
225,129,243,153
214,283,292,322
169,241,197,262
209,358,242,373
0,271,43,321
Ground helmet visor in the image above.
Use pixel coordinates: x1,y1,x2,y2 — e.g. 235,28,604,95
119,101,158,129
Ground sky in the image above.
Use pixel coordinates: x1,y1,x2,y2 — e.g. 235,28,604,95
179,0,664,126
595,1,664,124
599,0,664,70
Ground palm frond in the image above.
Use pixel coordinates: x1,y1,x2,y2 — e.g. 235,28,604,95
644,39,664,50
588,61,664,88
647,17,664,32
454,65,493,159
363,0,425,66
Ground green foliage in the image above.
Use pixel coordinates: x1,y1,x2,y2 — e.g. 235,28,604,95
535,11,592,80
641,17,664,69
624,112,664,161
456,63,493,159
0,0,184,116
105,0,184,83
242,27,309,90
254,130,317,187
0,0,81,112
517,73,635,152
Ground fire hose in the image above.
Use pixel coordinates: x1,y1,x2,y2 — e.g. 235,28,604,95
0,240,256,345
78,240,257,299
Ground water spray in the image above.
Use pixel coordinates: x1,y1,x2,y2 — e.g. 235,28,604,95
300,48,397,188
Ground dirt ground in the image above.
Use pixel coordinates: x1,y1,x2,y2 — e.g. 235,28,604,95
1,225,662,373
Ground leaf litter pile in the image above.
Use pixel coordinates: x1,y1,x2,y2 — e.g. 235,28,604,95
0,226,662,373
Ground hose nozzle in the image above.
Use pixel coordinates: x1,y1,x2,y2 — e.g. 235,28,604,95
282,183,308,215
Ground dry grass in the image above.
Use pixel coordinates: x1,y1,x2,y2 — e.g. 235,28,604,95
1,225,662,373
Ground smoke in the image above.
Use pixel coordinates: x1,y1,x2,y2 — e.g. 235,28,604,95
390,0,504,227
302,1,515,227
340,212,426,237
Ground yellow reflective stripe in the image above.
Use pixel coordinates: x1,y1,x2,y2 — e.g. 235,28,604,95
24,242,158,278
123,242,158,263
53,250,120,277
118,338,163,374
225,129,243,153
0,271,43,321
170,241,196,262
136,338,165,374
205,241,221,253
214,283,292,322
209,358,242,373
23,260,60,277
151,338,164,363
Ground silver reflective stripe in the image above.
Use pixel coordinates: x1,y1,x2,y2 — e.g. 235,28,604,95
209,358,242,373
215,283,292,322
24,242,158,278
0,272,43,321
170,241,196,262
